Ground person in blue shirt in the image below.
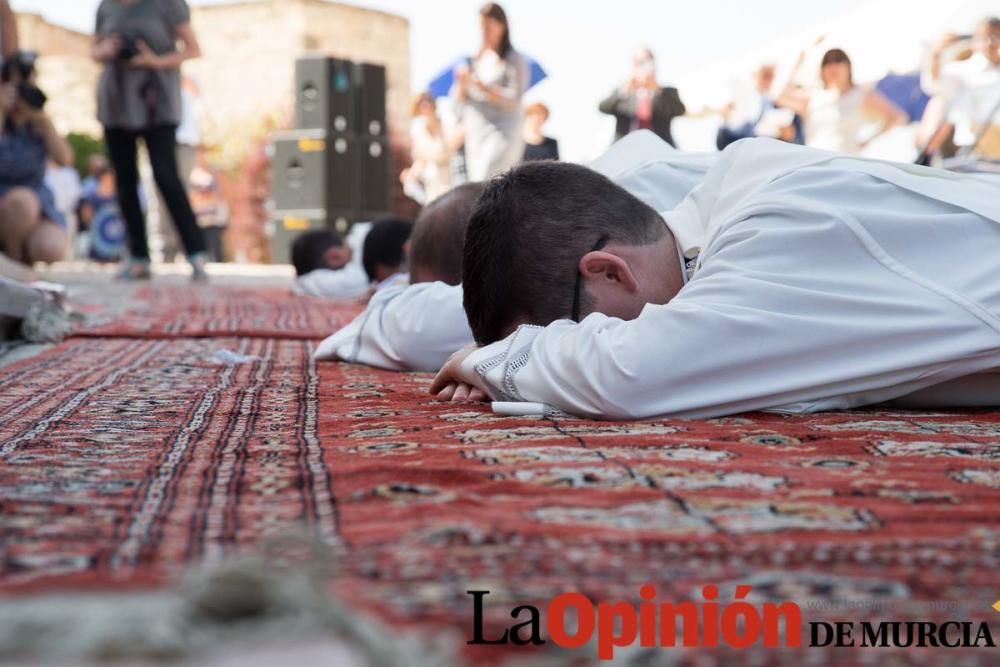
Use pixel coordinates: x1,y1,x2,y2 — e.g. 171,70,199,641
0,52,73,267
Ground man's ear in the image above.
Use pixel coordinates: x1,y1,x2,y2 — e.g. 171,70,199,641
579,251,639,292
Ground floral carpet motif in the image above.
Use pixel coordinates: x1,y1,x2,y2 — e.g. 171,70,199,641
2,300,999,664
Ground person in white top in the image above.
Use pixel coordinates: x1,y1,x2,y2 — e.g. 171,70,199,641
430,136,1000,419
314,133,718,372
293,222,372,299
314,184,484,370
451,3,529,180
920,17,1000,158
400,92,462,204
778,43,906,155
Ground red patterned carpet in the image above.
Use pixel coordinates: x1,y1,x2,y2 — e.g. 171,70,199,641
74,284,363,339
2,289,1000,665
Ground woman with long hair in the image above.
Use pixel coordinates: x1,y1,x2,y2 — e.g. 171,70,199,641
778,43,907,155
451,3,529,180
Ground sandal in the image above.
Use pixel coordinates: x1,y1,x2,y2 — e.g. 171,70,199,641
189,252,209,283
116,259,152,281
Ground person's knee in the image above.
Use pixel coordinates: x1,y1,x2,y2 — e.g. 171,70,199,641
26,224,67,263
0,187,42,224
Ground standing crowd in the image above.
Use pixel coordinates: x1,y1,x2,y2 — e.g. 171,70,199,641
400,7,999,201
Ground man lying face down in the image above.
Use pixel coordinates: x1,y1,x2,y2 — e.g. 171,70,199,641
293,217,413,299
313,183,485,371
313,132,718,371
431,137,1000,419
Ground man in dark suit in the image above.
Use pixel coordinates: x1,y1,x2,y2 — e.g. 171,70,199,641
599,48,686,147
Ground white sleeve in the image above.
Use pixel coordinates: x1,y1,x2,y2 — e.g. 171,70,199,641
314,282,472,372
293,265,370,299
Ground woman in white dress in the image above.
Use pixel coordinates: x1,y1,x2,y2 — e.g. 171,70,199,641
779,46,907,155
451,3,529,180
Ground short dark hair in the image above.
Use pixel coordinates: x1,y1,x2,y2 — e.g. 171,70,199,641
409,182,485,285
362,217,413,282
290,229,343,277
462,161,666,345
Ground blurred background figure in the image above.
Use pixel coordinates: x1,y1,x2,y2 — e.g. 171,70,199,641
919,16,1000,160
0,0,17,58
91,0,207,281
599,47,686,147
78,153,128,262
522,101,559,161
0,50,72,268
716,64,803,150
778,42,907,154
450,3,529,180
44,156,82,239
188,144,227,262
400,91,460,204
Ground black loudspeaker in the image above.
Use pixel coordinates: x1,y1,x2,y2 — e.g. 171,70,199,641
271,130,356,213
294,57,355,133
356,137,390,220
354,62,386,138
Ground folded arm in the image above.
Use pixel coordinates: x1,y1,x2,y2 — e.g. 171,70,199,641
314,282,472,371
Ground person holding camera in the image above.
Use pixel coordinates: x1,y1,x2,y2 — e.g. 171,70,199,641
450,3,529,181
599,48,686,147
919,17,1000,159
0,51,73,269
92,0,207,281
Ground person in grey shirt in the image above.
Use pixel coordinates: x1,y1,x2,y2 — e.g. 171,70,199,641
92,0,208,281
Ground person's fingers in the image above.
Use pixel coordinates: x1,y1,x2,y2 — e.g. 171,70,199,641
429,369,453,394
453,383,470,402
468,387,488,402
435,382,457,401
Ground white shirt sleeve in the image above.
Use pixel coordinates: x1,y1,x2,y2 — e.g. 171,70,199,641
313,281,472,371
293,265,371,299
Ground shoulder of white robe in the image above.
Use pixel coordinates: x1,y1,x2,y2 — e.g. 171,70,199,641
589,130,675,179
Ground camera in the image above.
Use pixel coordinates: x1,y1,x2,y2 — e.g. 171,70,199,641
0,50,47,111
117,35,141,61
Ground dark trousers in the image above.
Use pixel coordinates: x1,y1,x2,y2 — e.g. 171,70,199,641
104,125,206,259
201,225,226,262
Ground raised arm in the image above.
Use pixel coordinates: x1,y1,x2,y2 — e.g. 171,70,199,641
32,111,73,167
0,0,18,58
859,88,909,148
598,87,630,116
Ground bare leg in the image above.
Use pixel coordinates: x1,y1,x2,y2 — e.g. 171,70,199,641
0,252,37,282
0,187,42,263
25,221,67,264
